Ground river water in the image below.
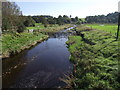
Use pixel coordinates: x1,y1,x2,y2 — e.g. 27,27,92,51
2,26,76,88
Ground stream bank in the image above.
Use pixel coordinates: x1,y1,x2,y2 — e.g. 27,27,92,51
66,25,119,89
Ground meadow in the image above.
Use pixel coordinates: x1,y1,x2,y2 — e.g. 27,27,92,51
26,23,45,30
85,24,118,36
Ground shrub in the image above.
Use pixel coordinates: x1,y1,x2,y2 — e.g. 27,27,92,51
17,23,26,33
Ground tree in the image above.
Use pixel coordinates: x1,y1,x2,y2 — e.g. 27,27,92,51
24,16,35,27
2,1,24,32
85,12,118,24
71,18,76,23
56,15,64,25
75,16,79,21
63,15,71,24
47,17,56,24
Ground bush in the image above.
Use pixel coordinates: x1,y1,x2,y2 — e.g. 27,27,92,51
17,23,26,33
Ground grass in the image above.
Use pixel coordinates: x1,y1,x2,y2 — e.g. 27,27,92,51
80,18,86,22
66,25,119,89
26,23,72,33
32,24,72,33
26,23,45,30
85,24,118,36
2,32,48,58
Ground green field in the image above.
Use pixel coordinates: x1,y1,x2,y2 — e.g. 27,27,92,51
66,25,119,89
26,23,59,30
26,23,45,30
85,24,118,36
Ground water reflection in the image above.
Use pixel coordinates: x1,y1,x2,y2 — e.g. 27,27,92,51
2,51,28,88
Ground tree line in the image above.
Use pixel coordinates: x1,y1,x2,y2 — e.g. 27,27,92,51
32,15,83,27
85,12,118,24
2,1,83,33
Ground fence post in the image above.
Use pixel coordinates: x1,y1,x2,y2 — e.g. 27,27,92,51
116,13,120,40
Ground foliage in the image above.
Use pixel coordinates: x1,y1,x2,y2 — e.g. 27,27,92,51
17,22,26,33
2,2,24,32
23,16,35,27
32,15,81,26
85,12,118,24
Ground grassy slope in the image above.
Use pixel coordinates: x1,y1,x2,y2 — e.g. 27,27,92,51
2,32,48,58
66,25,119,89
85,24,117,36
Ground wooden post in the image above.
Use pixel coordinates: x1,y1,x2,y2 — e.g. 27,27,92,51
117,13,120,40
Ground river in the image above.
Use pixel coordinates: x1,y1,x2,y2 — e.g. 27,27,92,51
2,26,76,88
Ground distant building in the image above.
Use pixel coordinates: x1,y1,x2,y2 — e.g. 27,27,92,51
28,29,34,33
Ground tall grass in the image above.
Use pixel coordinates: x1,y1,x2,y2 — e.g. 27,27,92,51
2,32,48,58
66,25,119,89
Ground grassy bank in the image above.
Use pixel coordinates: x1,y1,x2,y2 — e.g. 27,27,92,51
2,32,48,58
66,25,119,89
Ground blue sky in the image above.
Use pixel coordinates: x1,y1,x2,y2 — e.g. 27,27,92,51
11,0,119,18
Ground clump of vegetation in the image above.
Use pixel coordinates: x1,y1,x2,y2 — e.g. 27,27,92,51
66,25,119,89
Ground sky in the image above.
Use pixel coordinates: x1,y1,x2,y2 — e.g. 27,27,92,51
9,0,119,18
